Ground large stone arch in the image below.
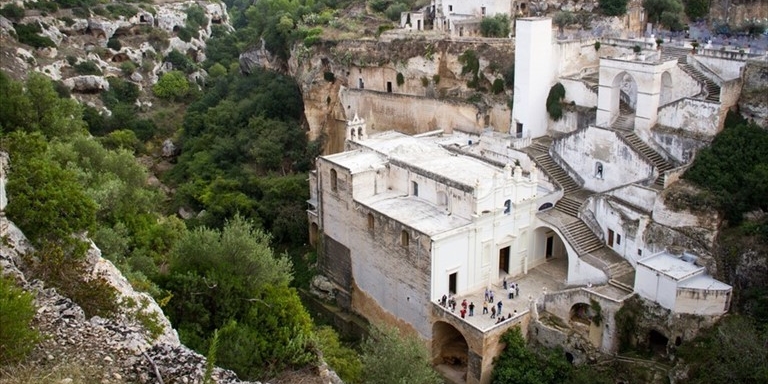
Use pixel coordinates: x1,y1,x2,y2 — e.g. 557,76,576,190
596,57,678,132
531,221,607,286
432,321,469,383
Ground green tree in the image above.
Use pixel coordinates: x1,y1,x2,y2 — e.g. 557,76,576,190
0,275,40,363
553,11,576,37
683,0,709,20
599,0,630,16
153,71,190,99
360,325,442,384
480,14,511,38
643,0,684,29
677,316,768,383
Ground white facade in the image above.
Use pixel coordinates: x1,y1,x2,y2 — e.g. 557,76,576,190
635,251,731,315
432,0,512,32
512,18,553,139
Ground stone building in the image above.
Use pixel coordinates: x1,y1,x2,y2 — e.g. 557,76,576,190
310,17,750,384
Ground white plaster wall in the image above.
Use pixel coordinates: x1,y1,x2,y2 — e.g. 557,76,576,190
656,99,720,136
675,288,730,315
553,40,600,78
657,275,677,310
550,108,581,135
635,264,659,301
438,0,511,17
592,197,648,265
553,127,654,192
658,66,701,106
693,55,745,81
386,163,477,221
512,18,553,139
559,78,598,108
606,184,657,212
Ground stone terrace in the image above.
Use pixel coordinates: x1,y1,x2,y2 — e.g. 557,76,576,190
435,261,567,332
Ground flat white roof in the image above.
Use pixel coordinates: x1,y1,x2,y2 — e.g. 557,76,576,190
638,252,704,280
678,274,731,291
359,191,471,236
357,131,503,188
324,150,387,174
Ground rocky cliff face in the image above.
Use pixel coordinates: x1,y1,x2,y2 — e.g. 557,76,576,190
241,37,514,153
739,60,768,128
0,0,230,108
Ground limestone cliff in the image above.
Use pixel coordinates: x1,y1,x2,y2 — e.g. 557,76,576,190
739,60,768,128
241,37,514,154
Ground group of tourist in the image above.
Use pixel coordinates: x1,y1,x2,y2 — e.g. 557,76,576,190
437,277,523,325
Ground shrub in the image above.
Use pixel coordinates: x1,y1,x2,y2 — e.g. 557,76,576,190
432,74,440,84
165,49,195,73
185,4,208,29
153,70,190,100
480,14,510,38
491,78,505,94
14,23,57,49
594,41,602,51
107,37,122,50
28,0,59,13
396,72,404,86
421,76,429,87
177,26,194,43
74,60,103,76
72,7,90,18
546,82,566,121
0,275,40,364
66,55,78,66
384,3,408,21
0,3,25,21
323,71,335,83
599,0,629,16
120,61,136,76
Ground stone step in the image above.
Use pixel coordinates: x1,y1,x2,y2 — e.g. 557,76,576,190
608,278,634,293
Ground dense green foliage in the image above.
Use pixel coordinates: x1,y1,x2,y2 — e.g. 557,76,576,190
546,83,566,121
684,112,768,224
12,22,56,48
480,14,510,38
553,11,576,36
492,327,612,384
683,0,709,20
153,71,190,100
315,326,363,383
360,325,442,384
0,275,40,364
642,0,685,30
599,0,629,16
677,316,768,383
0,3,25,21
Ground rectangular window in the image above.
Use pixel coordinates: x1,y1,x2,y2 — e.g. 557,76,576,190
617,234,622,245
412,181,419,196
449,272,457,294
516,123,523,138
448,5,453,12
386,81,392,93
481,6,486,16
638,249,643,256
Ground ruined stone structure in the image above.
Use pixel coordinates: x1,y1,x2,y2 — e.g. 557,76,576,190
310,16,753,384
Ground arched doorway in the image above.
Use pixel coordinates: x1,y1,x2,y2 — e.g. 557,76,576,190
570,303,592,325
531,226,569,280
659,71,673,105
309,222,319,247
432,321,468,383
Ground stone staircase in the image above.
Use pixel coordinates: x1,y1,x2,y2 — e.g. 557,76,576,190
661,46,720,103
562,220,604,255
622,132,674,187
533,153,580,194
612,101,635,131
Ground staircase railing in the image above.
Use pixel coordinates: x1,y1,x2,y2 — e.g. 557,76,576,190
549,143,585,188
578,205,604,242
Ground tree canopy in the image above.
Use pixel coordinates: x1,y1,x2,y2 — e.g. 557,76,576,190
599,0,630,16
360,325,442,384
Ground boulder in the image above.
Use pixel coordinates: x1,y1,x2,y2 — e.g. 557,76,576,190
310,275,337,301
63,75,110,93
161,139,177,158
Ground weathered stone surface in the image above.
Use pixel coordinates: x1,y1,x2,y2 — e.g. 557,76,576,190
738,60,768,129
310,274,336,301
63,75,110,93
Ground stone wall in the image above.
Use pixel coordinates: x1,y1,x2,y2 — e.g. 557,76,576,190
739,60,768,128
650,125,712,164
550,105,596,135
693,55,747,81
656,98,721,137
553,126,654,192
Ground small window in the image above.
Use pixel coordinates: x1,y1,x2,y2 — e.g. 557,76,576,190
504,199,511,214
638,249,642,256
595,162,604,179
412,181,419,197
617,234,622,245
449,272,457,294
330,169,338,192
367,213,374,231
350,128,356,140
401,230,410,247
481,6,486,16
448,5,453,12
386,82,392,93
358,127,363,138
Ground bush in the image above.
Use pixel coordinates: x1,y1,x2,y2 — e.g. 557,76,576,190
177,26,194,43
492,78,505,94
421,76,429,87
546,83,566,121
14,23,57,49
28,0,59,13
120,61,136,76
165,49,195,73
106,3,138,19
153,70,190,100
107,37,122,50
599,0,629,16
0,4,25,21
323,71,336,83
432,74,440,84
594,41,602,51
384,3,408,21
480,14,510,37
396,72,404,86
0,275,40,364
74,60,103,76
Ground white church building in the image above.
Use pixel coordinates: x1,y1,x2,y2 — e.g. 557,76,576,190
309,17,742,384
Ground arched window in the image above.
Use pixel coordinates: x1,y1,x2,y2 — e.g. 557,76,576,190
330,168,338,192
358,127,363,138
595,162,603,179
350,129,356,140
367,213,374,231
401,230,409,247
412,181,419,196
503,199,511,214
